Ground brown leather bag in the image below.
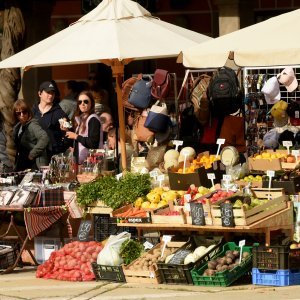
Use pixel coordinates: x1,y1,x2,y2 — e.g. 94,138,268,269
132,112,155,143
219,114,246,153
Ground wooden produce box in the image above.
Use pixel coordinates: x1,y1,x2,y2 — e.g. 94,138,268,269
211,188,287,226
235,180,262,189
87,200,113,214
111,204,151,224
151,204,186,224
122,241,185,284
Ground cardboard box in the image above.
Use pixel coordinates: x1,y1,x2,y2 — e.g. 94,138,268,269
168,159,225,191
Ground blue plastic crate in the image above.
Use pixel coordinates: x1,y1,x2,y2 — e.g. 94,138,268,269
252,268,300,286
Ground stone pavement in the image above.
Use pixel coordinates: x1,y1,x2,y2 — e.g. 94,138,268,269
1,267,300,300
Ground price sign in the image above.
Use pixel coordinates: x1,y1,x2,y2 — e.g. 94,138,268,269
220,202,235,227
223,174,232,182
239,240,246,263
216,139,225,158
266,170,275,200
184,194,191,202
184,202,191,212
149,170,158,178
292,150,300,163
172,140,183,151
161,235,172,258
157,175,165,187
168,249,192,265
190,202,205,225
77,219,92,241
182,150,190,174
116,173,123,180
283,141,293,154
143,241,154,250
207,173,216,187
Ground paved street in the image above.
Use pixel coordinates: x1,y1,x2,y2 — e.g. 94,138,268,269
1,267,300,300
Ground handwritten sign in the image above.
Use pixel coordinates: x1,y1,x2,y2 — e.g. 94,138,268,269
168,249,191,265
220,202,235,227
216,139,225,158
190,202,205,225
77,219,92,241
283,141,293,154
172,140,183,151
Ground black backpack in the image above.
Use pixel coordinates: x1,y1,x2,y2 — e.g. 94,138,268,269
208,66,242,116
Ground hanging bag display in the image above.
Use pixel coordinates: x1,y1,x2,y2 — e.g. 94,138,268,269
122,74,143,111
144,101,170,132
128,75,153,109
151,69,171,99
132,110,155,143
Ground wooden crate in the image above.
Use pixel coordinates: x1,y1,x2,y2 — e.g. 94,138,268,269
111,204,151,223
77,173,100,183
211,188,287,226
151,205,186,224
87,200,113,214
122,241,185,284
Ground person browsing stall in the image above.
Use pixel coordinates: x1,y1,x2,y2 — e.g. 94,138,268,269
63,91,101,165
13,99,49,171
32,81,71,161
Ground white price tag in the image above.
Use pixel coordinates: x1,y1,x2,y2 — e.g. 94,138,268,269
184,202,191,212
116,173,123,180
161,235,172,258
217,138,225,145
292,150,300,157
207,173,216,180
184,194,192,202
149,271,155,279
143,241,154,250
149,170,158,178
239,240,246,264
266,170,275,178
157,175,165,182
266,170,275,200
223,174,232,182
162,235,172,243
172,140,183,151
283,141,293,154
216,139,225,158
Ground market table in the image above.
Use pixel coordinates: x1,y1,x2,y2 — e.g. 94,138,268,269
117,204,294,245
0,205,70,274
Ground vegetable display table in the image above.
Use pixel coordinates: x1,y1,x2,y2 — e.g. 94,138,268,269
0,206,69,274
117,204,294,245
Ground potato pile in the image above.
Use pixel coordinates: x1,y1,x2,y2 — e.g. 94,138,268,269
127,245,178,272
203,250,250,276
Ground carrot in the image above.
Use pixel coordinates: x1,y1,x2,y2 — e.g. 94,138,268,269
130,210,147,217
122,208,134,217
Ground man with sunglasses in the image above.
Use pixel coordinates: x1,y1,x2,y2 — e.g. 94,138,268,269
32,81,72,162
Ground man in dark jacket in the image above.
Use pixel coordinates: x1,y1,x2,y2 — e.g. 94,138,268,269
32,81,72,162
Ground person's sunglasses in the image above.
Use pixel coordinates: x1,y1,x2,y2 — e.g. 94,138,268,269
78,99,90,105
15,111,28,116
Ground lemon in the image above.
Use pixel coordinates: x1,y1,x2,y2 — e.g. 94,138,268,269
141,201,151,209
134,197,144,208
146,192,160,203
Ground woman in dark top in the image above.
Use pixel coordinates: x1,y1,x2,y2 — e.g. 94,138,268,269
63,91,101,165
13,99,49,171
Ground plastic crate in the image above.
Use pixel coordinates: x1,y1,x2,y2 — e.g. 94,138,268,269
157,236,223,285
252,245,300,270
252,268,300,286
34,237,72,264
191,242,255,287
93,214,137,242
91,262,126,282
0,241,20,271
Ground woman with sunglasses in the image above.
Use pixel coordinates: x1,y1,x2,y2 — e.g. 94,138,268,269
63,91,102,166
13,99,49,171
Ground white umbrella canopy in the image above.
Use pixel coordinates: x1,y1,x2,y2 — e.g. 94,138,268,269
0,0,212,170
179,8,300,69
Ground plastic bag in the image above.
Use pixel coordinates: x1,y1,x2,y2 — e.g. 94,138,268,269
97,232,131,266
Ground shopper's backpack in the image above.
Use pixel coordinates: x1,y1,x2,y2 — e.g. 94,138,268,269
208,66,242,116
190,74,212,125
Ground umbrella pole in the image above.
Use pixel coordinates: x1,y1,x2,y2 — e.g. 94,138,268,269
111,62,127,171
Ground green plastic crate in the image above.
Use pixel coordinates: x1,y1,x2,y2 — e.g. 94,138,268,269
191,242,255,287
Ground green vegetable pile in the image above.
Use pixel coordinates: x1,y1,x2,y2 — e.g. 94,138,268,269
76,172,151,210
120,239,144,265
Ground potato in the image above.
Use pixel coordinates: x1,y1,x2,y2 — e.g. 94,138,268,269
142,266,149,271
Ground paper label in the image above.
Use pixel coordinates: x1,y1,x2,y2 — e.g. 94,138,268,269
116,173,123,180
283,141,293,147
143,241,154,250
172,140,183,146
184,202,191,212
149,170,158,178
223,174,232,182
217,138,225,145
157,175,165,181
292,150,299,157
162,235,172,243
184,194,192,202
266,170,275,177
239,240,246,248
207,173,216,180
